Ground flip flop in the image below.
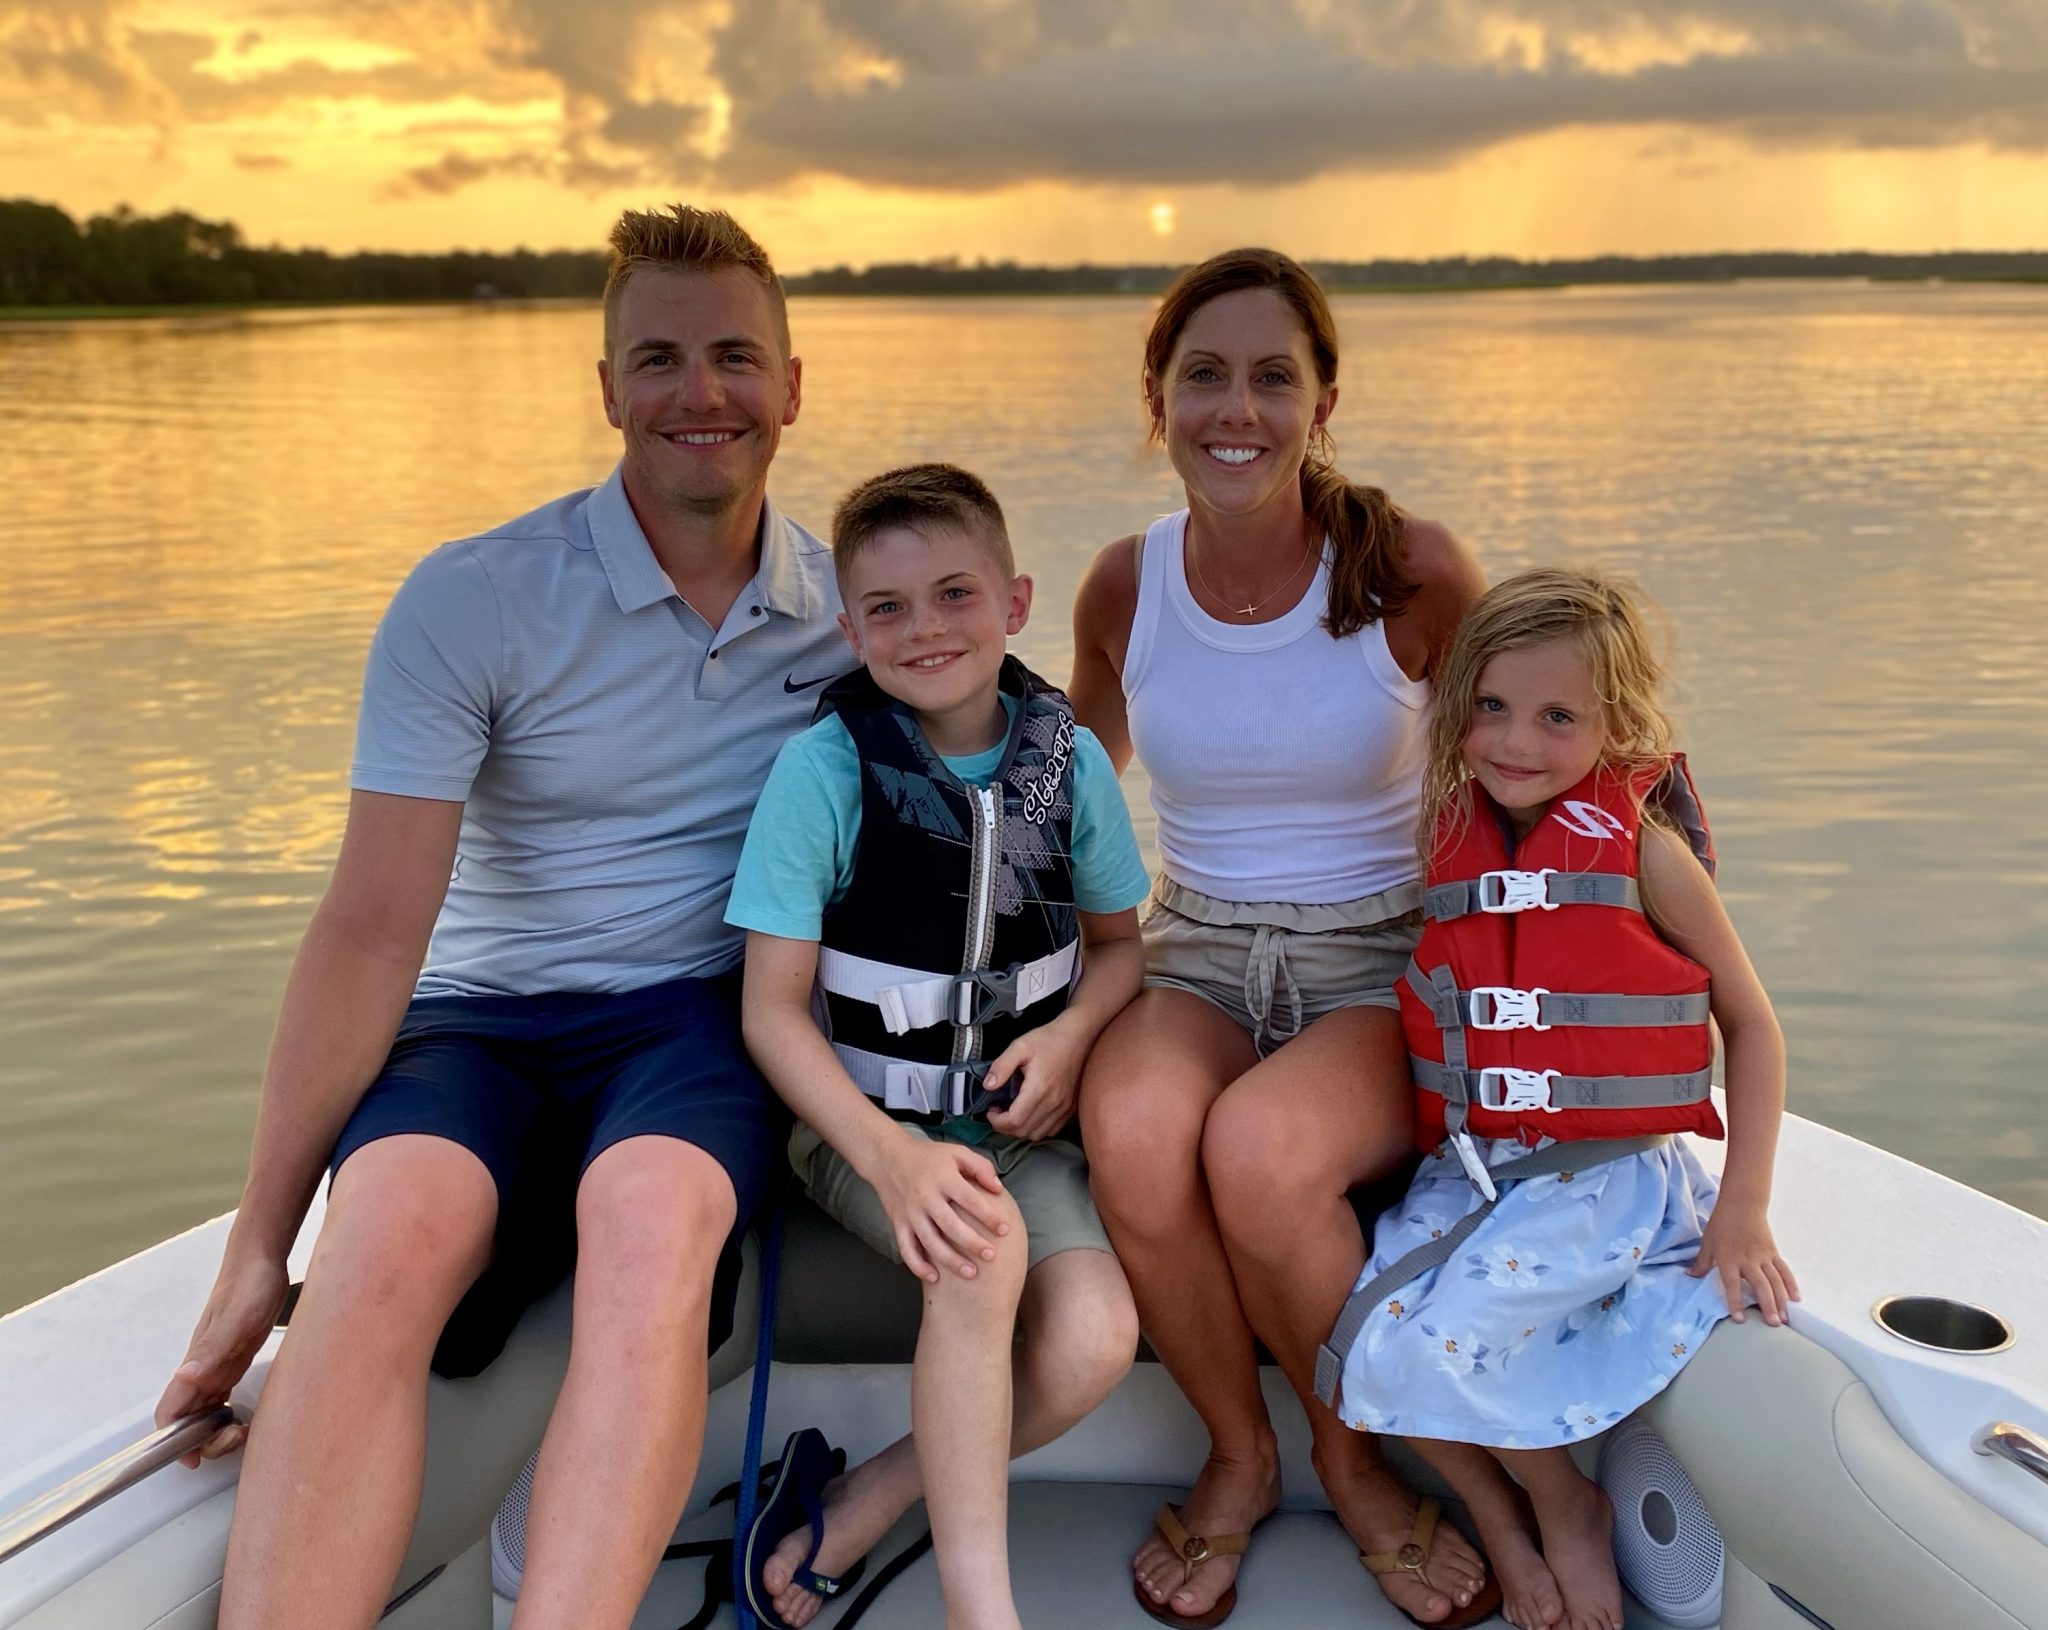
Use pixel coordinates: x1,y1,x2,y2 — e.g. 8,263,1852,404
1132,1501,1253,1629
1361,1496,1504,1629
741,1427,869,1630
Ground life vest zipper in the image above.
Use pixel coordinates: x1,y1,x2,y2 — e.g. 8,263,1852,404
957,782,1001,1064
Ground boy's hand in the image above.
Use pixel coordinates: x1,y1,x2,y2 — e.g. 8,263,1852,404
871,1132,1011,1284
1689,1200,1800,1326
983,1017,1089,1142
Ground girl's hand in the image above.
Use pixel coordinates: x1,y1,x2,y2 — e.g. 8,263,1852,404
1690,1201,1800,1326
871,1133,1011,1285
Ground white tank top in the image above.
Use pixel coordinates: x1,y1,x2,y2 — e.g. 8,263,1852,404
1123,510,1430,904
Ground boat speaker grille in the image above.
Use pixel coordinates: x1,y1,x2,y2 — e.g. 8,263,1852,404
1597,1416,1723,1629
490,1450,541,1599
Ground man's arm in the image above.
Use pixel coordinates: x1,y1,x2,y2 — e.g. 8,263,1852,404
155,789,463,1457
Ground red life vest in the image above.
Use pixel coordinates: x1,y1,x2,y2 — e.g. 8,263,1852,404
1402,757,1727,1150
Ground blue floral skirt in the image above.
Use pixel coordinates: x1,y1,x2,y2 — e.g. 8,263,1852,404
1335,1134,1732,1449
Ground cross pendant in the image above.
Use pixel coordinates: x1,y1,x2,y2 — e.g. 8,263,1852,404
1238,604,1256,617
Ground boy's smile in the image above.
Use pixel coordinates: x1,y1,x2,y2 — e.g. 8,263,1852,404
837,525,1032,757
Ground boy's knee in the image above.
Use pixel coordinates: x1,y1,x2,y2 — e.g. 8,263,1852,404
1023,1252,1139,1399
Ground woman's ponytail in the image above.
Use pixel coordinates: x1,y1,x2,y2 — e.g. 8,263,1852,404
1303,447,1416,637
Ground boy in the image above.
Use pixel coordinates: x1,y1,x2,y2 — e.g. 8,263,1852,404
728,463,1148,1630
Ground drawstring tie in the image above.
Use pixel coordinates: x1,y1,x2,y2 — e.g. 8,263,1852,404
1245,923,1305,1055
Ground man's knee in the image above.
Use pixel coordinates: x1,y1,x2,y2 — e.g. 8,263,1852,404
312,1135,496,1331
576,1136,738,1298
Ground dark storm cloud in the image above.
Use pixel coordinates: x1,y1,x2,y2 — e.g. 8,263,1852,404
716,36,2048,191
4,0,2044,194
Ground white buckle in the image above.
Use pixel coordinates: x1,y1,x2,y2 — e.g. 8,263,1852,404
1477,868,1559,913
1476,1066,1560,1112
1468,986,1550,1031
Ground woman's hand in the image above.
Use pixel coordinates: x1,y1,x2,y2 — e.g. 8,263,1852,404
871,1132,1012,1284
1689,1200,1800,1326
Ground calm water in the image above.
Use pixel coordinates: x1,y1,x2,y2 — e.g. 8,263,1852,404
2,283,2045,1316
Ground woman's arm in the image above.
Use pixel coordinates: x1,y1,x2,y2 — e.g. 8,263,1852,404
1385,516,1487,682
1069,534,1142,773
1640,822,1800,1324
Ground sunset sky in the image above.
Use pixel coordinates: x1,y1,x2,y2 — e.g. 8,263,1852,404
4,0,2045,270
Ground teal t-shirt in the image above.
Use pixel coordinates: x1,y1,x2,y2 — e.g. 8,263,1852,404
726,694,1152,942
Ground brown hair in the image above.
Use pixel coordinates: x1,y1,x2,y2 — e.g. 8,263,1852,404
831,463,1016,592
1144,247,1416,636
1421,567,1676,857
603,204,788,360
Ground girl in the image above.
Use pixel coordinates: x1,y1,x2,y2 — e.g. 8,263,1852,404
1323,568,1798,1630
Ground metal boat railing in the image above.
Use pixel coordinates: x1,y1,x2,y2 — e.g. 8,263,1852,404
0,1406,237,1564
1975,1420,2048,1489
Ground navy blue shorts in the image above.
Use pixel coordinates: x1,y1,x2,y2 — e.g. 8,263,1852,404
330,970,779,1377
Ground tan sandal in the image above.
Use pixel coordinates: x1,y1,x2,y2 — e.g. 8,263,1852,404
1361,1496,1504,1629
1132,1501,1252,1629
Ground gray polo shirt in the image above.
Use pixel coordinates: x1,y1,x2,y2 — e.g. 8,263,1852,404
351,464,849,997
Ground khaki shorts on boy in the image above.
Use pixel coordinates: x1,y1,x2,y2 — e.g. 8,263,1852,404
789,1121,1114,1268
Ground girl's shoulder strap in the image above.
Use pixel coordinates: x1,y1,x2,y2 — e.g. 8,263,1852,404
1647,753,1715,878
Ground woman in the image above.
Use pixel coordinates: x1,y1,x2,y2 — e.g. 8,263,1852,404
1072,250,1533,1629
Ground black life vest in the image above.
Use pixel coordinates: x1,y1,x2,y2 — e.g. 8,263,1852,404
814,656,1081,1122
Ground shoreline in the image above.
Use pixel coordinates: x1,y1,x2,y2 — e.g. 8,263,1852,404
5,273,2046,324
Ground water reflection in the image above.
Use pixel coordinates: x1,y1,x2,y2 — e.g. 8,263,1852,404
2,282,2045,1313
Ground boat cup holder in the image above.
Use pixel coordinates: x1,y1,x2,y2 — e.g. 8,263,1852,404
1871,1294,2015,1355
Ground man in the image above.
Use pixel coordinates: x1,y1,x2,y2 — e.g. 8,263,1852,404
153,205,848,1630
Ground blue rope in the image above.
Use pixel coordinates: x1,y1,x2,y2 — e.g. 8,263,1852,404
730,1191,786,1630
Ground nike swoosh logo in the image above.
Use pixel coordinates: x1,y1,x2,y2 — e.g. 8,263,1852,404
783,671,839,693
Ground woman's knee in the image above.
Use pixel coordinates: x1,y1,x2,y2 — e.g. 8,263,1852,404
1201,1088,1308,1213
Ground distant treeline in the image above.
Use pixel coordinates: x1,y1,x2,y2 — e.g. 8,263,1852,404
3,198,2044,311
0,199,601,308
794,249,2048,294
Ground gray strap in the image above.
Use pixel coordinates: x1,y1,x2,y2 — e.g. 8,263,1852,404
1532,991,1709,1027
1425,871,1640,921
1411,1056,1714,1111
1314,1135,1668,1407
1430,966,1471,1140
1404,961,1707,1031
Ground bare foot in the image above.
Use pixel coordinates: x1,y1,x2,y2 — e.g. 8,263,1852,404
1531,1478,1620,1630
1323,1457,1489,1625
759,1454,916,1629
1132,1441,1281,1622
1477,1507,1564,1628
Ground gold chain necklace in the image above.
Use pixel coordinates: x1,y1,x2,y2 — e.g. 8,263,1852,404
1188,536,1315,619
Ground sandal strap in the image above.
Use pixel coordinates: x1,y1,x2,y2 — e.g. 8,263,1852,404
1360,1496,1442,1575
1154,1502,1252,1587
792,1556,865,1599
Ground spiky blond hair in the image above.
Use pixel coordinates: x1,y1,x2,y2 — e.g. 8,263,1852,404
1422,567,1676,858
603,204,788,360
